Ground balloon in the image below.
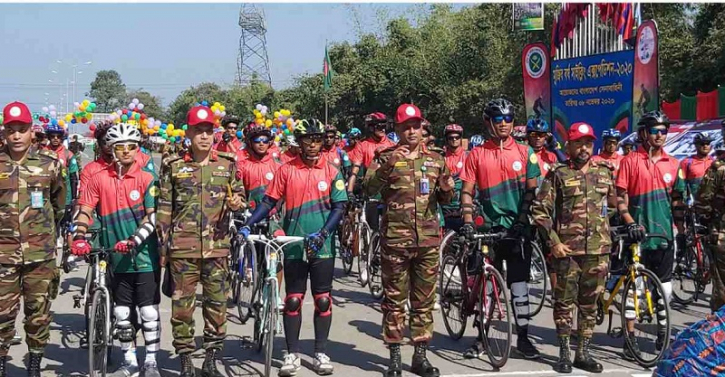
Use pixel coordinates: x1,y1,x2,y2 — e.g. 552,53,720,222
132,98,139,105
71,118,77,124
154,125,160,131
221,111,226,117
42,107,49,113
129,103,136,110
81,117,87,123
236,130,243,139
284,129,290,135
255,118,263,125
82,99,90,106
58,120,65,127
220,106,226,112
49,105,56,111
182,124,188,130
274,111,280,119
272,127,277,133
134,113,140,120
214,110,221,116
265,119,273,128
261,108,268,116
180,130,185,137
167,125,174,132
201,100,209,106
121,114,128,121
255,104,263,111
213,102,220,107
89,124,96,131
286,118,293,127
50,111,57,118
74,102,80,108
137,103,144,110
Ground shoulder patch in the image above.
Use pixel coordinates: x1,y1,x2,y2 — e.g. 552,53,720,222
162,155,182,167
38,149,59,161
217,151,237,162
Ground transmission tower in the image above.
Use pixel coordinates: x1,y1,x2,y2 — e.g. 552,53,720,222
236,4,272,87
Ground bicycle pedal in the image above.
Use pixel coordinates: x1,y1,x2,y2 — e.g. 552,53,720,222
609,327,623,338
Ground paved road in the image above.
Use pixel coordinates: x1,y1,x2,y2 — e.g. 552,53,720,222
3,253,711,377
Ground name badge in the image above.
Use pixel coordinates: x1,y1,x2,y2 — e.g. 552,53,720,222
176,172,193,179
394,161,408,167
564,179,581,187
420,177,430,195
30,190,44,209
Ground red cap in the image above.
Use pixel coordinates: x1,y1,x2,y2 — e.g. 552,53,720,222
395,104,424,124
3,102,32,125
568,122,597,141
186,106,215,126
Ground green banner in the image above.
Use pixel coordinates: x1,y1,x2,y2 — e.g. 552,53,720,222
680,94,696,120
513,3,544,31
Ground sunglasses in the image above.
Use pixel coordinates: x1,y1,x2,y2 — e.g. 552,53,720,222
647,127,668,136
492,115,514,123
325,134,336,139
48,134,63,139
252,136,270,144
300,135,323,145
528,132,547,138
696,142,711,147
374,124,387,131
113,143,138,153
446,136,461,141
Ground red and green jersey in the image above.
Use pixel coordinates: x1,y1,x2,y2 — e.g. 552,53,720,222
349,137,395,168
265,157,348,260
534,149,558,185
592,152,624,180
679,155,714,198
236,151,281,207
321,146,351,170
460,137,541,229
616,147,685,249
78,160,159,273
441,147,467,218
279,149,297,164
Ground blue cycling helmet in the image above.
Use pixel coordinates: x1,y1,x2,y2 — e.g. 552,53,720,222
387,132,400,143
44,123,66,136
601,128,621,140
526,118,550,133
469,134,484,148
348,127,362,139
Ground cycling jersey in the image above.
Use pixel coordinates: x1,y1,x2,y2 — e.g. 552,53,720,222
321,146,351,170
213,136,242,154
265,157,347,260
591,152,624,179
236,151,281,207
534,149,558,181
679,155,714,198
78,158,160,274
460,137,541,229
279,149,297,164
348,137,395,168
616,146,685,249
441,146,467,219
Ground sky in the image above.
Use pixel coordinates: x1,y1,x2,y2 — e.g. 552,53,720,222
0,3,444,113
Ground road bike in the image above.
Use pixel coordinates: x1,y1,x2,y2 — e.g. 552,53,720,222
439,230,512,368
338,200,360,276
228,212,264,324
596,227,671,368
672,209,711,305
527,238,548,317
244,232,304,377
350,197,379,287
367,229,384,299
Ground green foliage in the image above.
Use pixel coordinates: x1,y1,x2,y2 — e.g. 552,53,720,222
89,70,126,112
124,90,164,120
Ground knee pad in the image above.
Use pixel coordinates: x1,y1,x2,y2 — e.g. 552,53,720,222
510,282,530,326
314,292,332,317
113,305,131,325
114,306,135,342
140,305,160,331
284,293,304,316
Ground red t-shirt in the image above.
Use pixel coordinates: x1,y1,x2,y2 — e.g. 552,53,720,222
592,152,624,178
44,144,73,167
236,151,281,206
348,137,395,168
280,150,298,164
534,149,558,178
444,147,467,177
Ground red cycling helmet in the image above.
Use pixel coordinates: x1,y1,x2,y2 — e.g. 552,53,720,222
444,124,463,135
364,112,388,125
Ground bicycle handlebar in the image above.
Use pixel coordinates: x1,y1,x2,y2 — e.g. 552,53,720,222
472,232,509,242
610,226,669,243
247,234,305,244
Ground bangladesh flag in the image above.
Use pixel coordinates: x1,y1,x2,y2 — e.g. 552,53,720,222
323,45,333,91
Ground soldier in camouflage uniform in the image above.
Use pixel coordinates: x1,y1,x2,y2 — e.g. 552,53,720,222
366,104,454,377
157,105,245,377
532,123,615,374
694,122,725,313
0,101,65,377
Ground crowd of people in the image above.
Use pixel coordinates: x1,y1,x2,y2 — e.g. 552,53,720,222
0,97,723,377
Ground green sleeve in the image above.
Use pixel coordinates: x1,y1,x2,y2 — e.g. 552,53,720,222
330,171,348,203
526,147,541,180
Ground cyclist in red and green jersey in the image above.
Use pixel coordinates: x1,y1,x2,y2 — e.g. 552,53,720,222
459,98,541,360
346,113,395,193
526,118,560,185
242,118,347,376
679,132,714,200
441,124,467,232
322,124,352,177
591,129,624,179
71,123,162,377
616,110,686,356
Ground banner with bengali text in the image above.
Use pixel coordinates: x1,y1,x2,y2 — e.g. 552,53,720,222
522,42,551,127
551,50,634,148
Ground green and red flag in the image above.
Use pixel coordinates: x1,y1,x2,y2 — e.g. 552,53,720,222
323,45,333,91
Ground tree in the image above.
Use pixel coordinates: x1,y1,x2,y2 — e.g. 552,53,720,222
124,89,164,120
89,70,126,112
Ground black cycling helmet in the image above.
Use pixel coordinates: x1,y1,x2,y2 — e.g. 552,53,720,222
294,118,325,139
324,124,337,133
483,98,515,120
245,122,272,141
221,115,241,128
693,132,713,144
637,110,670,129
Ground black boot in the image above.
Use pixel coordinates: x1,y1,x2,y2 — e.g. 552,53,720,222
622,334,641,362
385,343,402,377
180,353,196,377
0,355,6,377
573,337,603,373
655,328,668,351
27,352,42,377
410,342,440,377
516,327,540,359
201,349,223,377
553,336,572,373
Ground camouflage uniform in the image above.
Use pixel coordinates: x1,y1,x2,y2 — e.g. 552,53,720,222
366,145,453,343
531,160,616,338
693,158,725,312
0,146,65,355
157,150,245,354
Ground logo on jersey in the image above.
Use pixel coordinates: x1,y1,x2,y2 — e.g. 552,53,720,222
129,190,141,201
148,186,159,197
678,169,685,180
663,173,673,183
318,181,328,191
333,158,340,165
265,172,274,181
529,153,538,165
456,161,463,169
513,161,523,172
335,180,345,191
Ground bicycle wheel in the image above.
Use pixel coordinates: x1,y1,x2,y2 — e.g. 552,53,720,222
620,268,670,368
480,267,512,368
253,275,266,352
528,242,548,317
671,246,697,305
237,242,258,324
88,289,109,377
357,224,370,287
264,285,277,377
368,232,384,299
439,254,466,340
339,219,354,275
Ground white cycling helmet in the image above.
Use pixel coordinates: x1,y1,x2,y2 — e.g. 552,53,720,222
105,123,141,146
286,135,299,148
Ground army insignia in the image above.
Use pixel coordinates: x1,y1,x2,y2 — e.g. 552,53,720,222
149,186,159,197
335,180,345,191
424,161,437,167
217,166,226,170
512,161,523,172
179,167,194,173
0,172,9,179
318,181,328,191
176,172,193,179
129,190,141,201
529,153,538,165
663,173,673,183
395,161,407,167
564,179,581,187
212,171,230,177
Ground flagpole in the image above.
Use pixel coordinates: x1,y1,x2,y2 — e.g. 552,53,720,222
325,40,329,126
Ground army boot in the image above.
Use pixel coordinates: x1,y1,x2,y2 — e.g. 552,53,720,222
201,349,223,377
410,342,440,377
0,355,6,377
27,352,43,377
385,343,402,377
180,353,196,377
553,336,572,373
573,337,603,373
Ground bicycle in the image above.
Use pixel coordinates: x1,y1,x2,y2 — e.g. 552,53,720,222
338,200,358,276
527,238,548,317
353,197,379,287
367,230,384,300
596,227,671,368
439,230,512,368
672,208,711,305
243,232,304,377
228,212,264,324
